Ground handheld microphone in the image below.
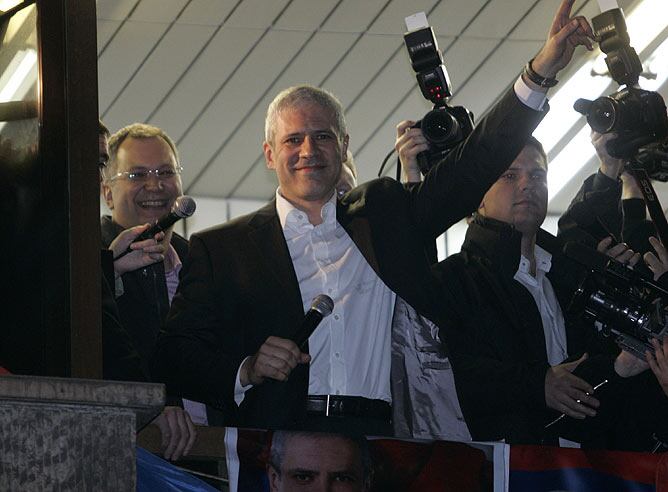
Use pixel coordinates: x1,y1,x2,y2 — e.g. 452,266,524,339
113,195,196,261
293,294,335,349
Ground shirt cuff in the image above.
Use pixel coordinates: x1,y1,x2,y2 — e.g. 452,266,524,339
513,76,548,111
234,357,253,406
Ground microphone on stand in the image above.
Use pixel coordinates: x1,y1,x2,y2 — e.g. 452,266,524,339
113,195,196,261
293,294,335,349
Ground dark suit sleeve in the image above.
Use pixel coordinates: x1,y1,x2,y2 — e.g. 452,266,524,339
557,171,623,246
152,234,243,418
622,198,654,255
101,274,148,382
407,87,547,239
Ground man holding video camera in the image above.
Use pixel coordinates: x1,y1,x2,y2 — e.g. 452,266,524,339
435,132,668,449
154,0,596,433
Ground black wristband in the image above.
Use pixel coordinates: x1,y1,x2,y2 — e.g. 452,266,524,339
523,58,558,88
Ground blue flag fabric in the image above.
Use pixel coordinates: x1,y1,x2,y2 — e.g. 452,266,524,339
510,445,668,492
136,447,220,492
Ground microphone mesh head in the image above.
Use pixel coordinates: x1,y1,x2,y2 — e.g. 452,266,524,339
310,294,334,317
173,195,197,218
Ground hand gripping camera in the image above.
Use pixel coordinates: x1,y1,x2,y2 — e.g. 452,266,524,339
564,241,668,359
574,8,668,166
403,13,474,174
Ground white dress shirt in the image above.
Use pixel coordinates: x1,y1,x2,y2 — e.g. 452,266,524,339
514,245,569,366
275,190,396,402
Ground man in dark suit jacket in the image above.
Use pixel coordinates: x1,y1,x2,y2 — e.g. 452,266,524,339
100,122,197,459
435,138,668,449
154,0,593,432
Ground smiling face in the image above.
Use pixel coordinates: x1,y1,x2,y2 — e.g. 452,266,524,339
478,145,548,235
268,434,368,492
102,136,182,228
263,101,349,210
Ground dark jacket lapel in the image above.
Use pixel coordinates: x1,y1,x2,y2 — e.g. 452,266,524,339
336,198,381,275
247,200,305,333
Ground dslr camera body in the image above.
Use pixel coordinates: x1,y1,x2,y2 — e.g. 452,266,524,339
403,16,474,174
574,9,668,174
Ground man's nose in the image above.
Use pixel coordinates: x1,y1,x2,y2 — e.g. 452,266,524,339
518,174,533,191
144,172,164,189
300,135,316,158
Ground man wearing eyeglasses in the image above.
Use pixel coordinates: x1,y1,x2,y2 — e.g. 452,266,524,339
101,124,210,432
100,123,188,378
97,122,199,461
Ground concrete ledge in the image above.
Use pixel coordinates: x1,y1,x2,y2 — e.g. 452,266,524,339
0,375,165,491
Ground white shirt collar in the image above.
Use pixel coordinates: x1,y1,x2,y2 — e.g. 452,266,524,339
517,244,552,278
275,188,337,238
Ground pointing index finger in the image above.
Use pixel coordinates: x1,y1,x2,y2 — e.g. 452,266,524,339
550,0,576,36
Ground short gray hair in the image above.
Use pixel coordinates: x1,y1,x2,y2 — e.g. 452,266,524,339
268,431,372,484
104,123,179,180
264,85,347,146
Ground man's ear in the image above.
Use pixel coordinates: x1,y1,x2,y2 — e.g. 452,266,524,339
102,182,114,210
341,134,349,160
263,141,275,170
267,465,281,492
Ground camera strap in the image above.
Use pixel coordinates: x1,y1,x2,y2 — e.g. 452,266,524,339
627,167,668,247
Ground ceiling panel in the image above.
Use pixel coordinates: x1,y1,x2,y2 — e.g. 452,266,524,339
225,0,291,29
274,0,341,31
98,20,168,111
465,0,539,39
322,33,404,106
97,0,138,21
148,26,263,141
129,0,189,23
177,29,311,190
97,19,120,52
427,0,489,37
440,36,500,92
321,0,389,33
215,152,274,199
103,23,216,130
368,0,440,35
177,0,240,26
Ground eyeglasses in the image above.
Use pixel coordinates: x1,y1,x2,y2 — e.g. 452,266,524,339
107,166,183,183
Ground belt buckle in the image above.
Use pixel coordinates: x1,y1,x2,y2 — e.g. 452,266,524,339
325,395,331,417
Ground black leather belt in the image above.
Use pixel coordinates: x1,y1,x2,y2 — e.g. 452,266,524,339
305,395,391,420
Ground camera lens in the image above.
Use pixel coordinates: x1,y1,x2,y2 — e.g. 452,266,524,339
588,97,617,133
421,108,460,145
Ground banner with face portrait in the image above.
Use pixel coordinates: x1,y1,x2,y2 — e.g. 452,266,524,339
223,427,508,492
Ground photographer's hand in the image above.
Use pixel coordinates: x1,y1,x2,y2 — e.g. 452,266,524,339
644,236,668,280
597,236,641,267
531,0,594,83
545,353,599,419
395,120,427,183
592,131,626,180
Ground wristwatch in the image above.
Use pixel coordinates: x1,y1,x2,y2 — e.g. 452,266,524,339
523,58,558,88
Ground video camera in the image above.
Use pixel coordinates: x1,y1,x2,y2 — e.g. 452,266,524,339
564,240,668,359
574,8,668,172
403,13,474,174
